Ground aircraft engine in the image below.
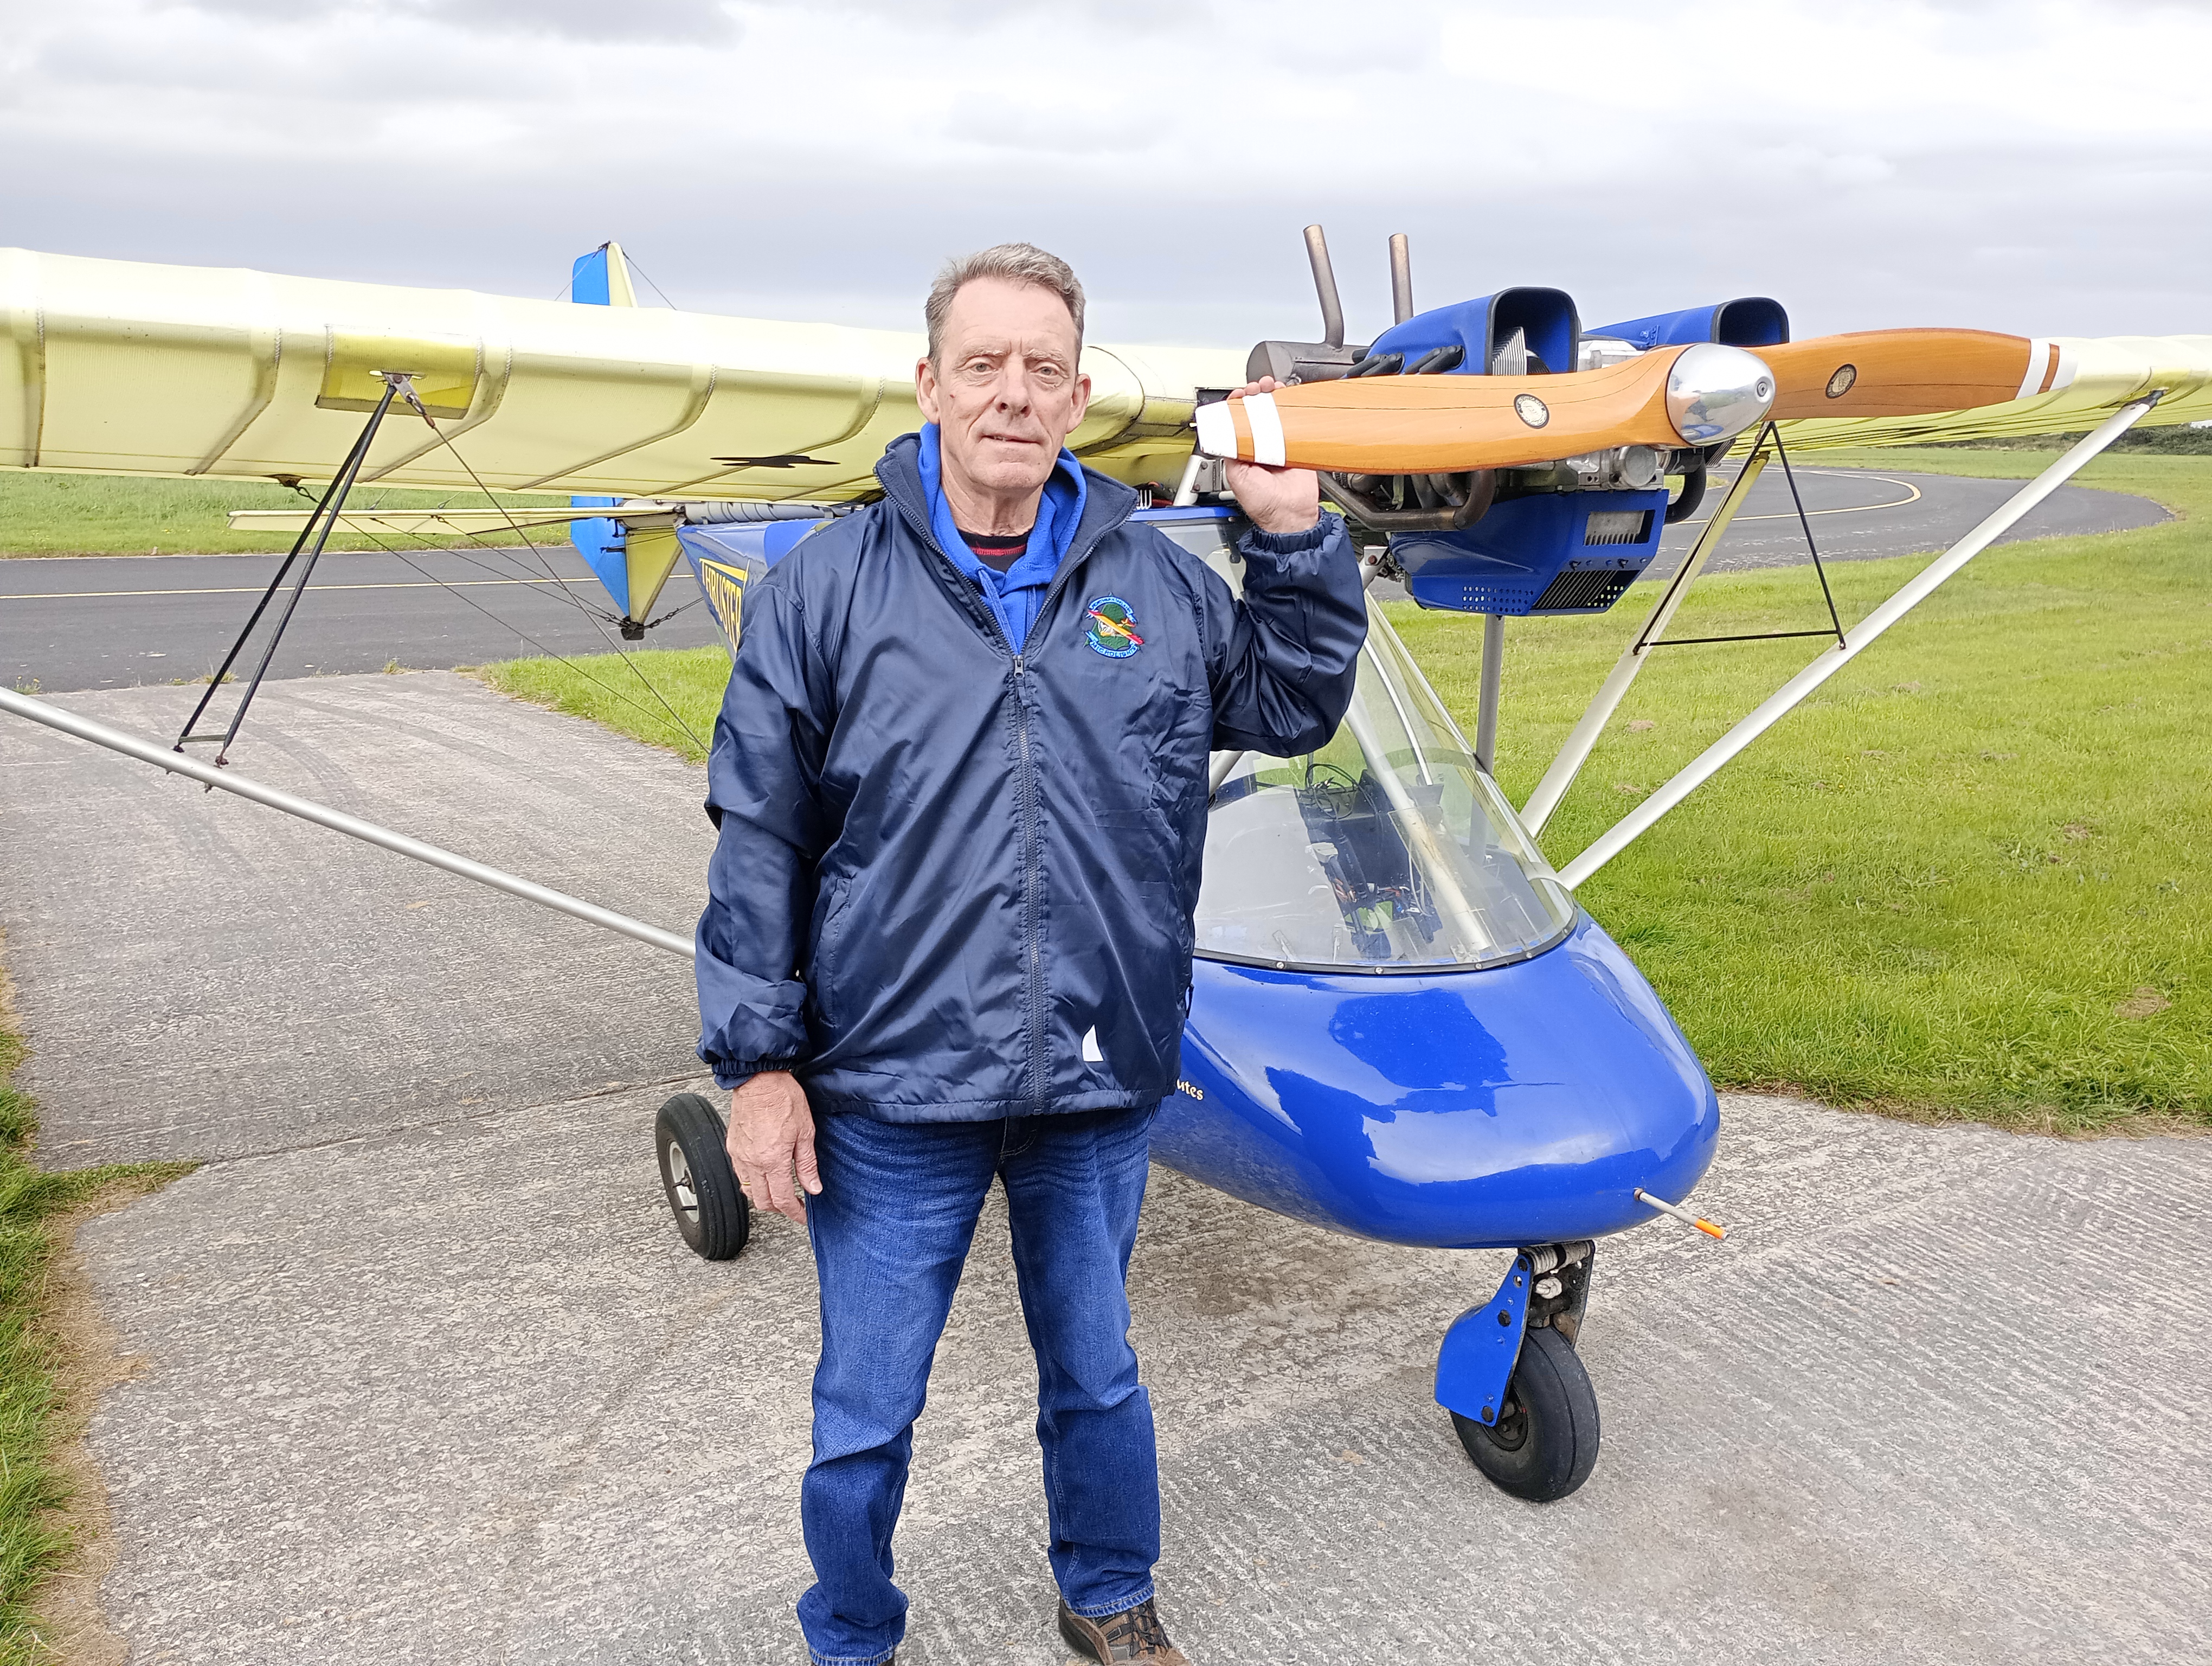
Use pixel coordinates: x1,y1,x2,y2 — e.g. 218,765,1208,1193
1232,233,1781,617
1332,291,1766,613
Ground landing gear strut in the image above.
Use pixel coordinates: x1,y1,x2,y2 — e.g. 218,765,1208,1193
1437,1241,1600,1502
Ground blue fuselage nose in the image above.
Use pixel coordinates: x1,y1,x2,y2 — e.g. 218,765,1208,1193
1153,913,1720,1250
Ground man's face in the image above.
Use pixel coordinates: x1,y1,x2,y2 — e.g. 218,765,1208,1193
916,277,1091,499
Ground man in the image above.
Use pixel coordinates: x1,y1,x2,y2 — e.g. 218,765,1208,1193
695,242,1366,1665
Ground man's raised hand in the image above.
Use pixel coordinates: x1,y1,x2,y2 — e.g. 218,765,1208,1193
728,1071,821,1224
1221,375,1323,537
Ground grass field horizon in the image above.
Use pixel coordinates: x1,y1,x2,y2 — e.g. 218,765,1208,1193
0,474,569,558
478,446,2209,1133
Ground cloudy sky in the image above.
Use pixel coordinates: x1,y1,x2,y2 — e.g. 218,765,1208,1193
3,0,2207,348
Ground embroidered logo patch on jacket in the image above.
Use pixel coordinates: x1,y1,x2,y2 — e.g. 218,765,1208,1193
1083,595,1144,658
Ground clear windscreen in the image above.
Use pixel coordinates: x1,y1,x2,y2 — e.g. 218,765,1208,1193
1197,604,1577,972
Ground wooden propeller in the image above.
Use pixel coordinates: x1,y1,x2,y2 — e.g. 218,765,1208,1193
1759,329,2044,420
1195,328,2060,476
1196,347,1710,475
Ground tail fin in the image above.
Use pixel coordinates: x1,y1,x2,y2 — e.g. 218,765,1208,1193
568,242,640,617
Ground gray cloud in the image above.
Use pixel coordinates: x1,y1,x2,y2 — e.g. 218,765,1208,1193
1,0,2205,349
177,0,740,43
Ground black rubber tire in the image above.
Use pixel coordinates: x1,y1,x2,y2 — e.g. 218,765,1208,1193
1451,1324,1600,1502
655,1092,750,1261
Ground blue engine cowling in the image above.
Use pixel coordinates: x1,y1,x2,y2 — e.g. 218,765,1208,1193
1366,286,1581,376
1387,488,1669,616
1587,297,1790,351
1152,914,1721,1250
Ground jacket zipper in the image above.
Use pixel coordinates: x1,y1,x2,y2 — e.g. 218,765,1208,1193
995,549,1117,1113
1010,653,1047,1111
882,465,1122,1114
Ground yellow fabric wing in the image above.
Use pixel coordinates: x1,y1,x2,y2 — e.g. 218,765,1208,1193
0,248,1243,501
4,246,2202,492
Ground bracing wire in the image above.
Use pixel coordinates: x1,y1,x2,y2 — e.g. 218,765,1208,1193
388,390,708,751
642,595,708,629
415,528,627,624
336,521,711,752
286,478,627,620
1638,424,1857,652
622,252,681,311
1767,425,1850,650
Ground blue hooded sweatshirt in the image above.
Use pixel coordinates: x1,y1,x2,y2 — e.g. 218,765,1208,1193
915,421,1086,652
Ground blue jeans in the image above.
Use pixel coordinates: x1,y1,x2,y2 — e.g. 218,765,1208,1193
796,1105,1160,1666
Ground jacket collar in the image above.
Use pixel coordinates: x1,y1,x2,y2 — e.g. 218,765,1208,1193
914,424,1085,599
876,430,1140,578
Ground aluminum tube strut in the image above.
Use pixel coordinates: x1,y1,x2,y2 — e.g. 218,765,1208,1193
1171,450,1205,508
1521,449,1772,836
1474,614,1505,773
0,688,696,961
1557,396,2159,889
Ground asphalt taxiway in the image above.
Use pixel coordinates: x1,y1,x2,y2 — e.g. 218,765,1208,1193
0,467,2170,694
2,673,2204,1666
0,544,727,696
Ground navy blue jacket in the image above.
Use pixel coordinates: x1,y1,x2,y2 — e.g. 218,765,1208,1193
695,433,1368,1121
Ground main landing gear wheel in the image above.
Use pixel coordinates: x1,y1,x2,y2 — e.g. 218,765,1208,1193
1452,1325,1600,1502
655,1092,750,1261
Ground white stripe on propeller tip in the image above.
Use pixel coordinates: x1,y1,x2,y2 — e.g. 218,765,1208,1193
1245,392,1287,467
1193,399,1237,460
2017,339,2056,401
2049,342,2079,393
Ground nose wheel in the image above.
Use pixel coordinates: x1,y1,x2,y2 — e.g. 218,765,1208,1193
1450,1325,1600,1501
1436,1240,1600,1502
654,1092,750,1260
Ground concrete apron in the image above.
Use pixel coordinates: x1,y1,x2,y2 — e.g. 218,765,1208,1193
3,674,2207,1665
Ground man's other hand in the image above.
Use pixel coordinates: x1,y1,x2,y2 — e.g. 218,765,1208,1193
728,1072,821,1224
1222,376,1322,537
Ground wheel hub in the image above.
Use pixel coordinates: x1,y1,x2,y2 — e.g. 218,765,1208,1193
665,1142,700,1220
1487,1392,1529,1452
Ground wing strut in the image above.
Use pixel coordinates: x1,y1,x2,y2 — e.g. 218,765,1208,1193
173,374,407,764
1,687,694,961
1473,613,1505,773
1554,394,2162,889
1521,442,1773,835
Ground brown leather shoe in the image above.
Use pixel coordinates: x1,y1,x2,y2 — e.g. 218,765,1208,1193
1058,1598,1190,1663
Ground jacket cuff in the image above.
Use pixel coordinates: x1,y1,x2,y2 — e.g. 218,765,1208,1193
710,1058,803,1091
1239,514,1338,558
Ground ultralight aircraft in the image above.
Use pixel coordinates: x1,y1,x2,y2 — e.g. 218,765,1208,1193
1,230,2205,1502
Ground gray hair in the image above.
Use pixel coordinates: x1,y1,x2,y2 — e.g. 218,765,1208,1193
924,242,1086,364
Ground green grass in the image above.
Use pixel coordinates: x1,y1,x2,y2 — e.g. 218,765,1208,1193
0,974,192,1660
476,644,731,762
0,472,572,556
1410,447,2210,1130
479,449,2210,1131
1924,424,2212,454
